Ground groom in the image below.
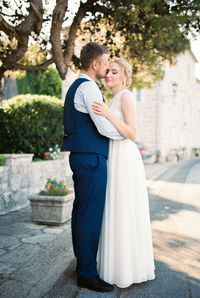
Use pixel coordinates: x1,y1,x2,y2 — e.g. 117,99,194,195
63,42,123,292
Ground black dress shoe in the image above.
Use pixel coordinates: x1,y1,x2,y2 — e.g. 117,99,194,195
77,276,114,292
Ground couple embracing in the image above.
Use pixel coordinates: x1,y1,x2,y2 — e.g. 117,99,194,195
63,42,155,292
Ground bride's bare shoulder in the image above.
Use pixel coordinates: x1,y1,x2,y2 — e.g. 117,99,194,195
121,90,135,103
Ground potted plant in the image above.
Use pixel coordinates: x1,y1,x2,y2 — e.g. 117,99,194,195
29,177,74,225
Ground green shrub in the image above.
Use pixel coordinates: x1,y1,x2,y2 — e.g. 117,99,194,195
16,68,62,98
0,95,64,158
0,155,6,166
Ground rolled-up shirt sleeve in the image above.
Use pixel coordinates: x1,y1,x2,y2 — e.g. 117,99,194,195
79,81,125,140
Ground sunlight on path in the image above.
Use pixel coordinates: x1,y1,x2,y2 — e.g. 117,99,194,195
148,162,200,284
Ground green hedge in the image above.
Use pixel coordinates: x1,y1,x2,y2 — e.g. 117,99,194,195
16,68,62,99
0,95,64,158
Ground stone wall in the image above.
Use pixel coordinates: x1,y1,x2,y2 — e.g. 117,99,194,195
135,50,200,162
0,153,73,215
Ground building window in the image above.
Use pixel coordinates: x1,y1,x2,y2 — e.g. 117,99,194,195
172,82,178,105
136,90,142,102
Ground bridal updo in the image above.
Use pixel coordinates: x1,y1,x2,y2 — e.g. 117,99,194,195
112,58,132,88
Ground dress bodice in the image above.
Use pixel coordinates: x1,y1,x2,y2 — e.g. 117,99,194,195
108,89,136,121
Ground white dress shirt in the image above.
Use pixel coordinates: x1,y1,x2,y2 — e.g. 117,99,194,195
74,73,124,140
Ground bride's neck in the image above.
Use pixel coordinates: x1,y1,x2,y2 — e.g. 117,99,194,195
111,85,125,95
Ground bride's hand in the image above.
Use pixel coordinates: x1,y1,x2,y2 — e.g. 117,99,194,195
91,102,111,118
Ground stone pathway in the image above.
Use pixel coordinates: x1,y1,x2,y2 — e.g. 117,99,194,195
0,207,73,297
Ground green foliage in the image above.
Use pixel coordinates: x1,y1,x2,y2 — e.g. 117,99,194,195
80,0,200,88
192,147,200,157
0,95,64,158
39,177,68,196
18,44,47,67
16,68,62,98
1,0,200,91
33,157,43,162
0,155,6,166
44,144,60,160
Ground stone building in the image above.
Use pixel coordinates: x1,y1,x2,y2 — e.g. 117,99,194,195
135,50,200,162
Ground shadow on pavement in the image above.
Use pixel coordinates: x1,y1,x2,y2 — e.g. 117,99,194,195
148,193,199,222
44,258,200,298
153,159,200,185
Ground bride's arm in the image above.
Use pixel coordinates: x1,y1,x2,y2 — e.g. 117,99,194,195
92,91,136,142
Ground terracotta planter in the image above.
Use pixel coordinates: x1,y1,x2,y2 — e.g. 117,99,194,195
29,189,74,225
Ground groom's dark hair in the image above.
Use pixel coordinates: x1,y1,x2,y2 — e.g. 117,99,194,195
80,42,109,70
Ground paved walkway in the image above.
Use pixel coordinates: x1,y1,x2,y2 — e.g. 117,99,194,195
1,160,199,298
0,208,73,297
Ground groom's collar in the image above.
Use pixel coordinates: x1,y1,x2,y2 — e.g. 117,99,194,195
78,73,94,82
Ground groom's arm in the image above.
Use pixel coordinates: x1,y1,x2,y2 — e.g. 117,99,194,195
74,81,125,140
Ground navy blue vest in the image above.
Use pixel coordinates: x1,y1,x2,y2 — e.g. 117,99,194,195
62,78,109,157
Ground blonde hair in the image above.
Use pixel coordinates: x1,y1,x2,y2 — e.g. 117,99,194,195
112,57,132,88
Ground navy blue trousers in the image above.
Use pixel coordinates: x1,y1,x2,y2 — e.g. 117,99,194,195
69,153,107,280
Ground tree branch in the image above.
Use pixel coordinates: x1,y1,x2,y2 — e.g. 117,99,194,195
0,12,20,18
14,58,54,71
2,35,29,70
0,1,44,38
30,1,43,22
0,0,44,76
50,0,96,79
63,0,95,70
16,0,43,35
0,15,16,38
50,0,69,79
89,3,111,15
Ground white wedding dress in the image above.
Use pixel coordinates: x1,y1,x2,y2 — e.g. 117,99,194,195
98,89,155,288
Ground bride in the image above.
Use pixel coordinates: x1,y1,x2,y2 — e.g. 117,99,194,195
92,58,155,288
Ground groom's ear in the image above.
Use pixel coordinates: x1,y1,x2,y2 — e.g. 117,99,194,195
92,59,98,70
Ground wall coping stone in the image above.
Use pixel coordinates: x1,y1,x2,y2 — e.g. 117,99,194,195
57,152,69,160
4,154,34,159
